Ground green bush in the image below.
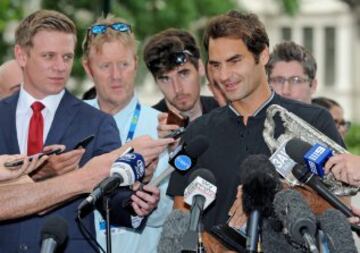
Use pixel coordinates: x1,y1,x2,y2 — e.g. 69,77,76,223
345,123,360,155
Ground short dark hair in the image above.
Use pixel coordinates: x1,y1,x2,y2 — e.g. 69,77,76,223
203,10,269,63
311,96,340,110
143,28,200,77
266,41,317,80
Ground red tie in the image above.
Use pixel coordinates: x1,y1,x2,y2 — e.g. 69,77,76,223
28,101,45,155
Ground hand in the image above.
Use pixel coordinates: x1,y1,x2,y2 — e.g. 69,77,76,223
0,154,48,182
228,185,247,229
129,135,174,166
324,153,360,186
31,145,84,181
348,205,360,225
131,184,160,217
157,113,181,151
143,158,159,184
157,113,180,138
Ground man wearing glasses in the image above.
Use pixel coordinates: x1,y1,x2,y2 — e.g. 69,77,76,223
81,16,174,253
266,41,318,104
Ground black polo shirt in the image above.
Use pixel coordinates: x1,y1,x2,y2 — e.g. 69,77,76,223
167,93,344,232
152,96,219,114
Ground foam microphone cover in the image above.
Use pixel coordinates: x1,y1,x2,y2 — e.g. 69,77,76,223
240,154,282,217
40,216,68,247
262,217,303,253
158,209,190,253
285,138,312,164
273,189,317,244
185,135,209,158
317,209,357,253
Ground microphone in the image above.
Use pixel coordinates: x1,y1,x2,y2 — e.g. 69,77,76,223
269,139,298,185
40,216,68,253
78,152,145,217
181,168,217,252
158,209,190,253
286,138,333,177
317,209,357,253
273,189,319,253
150,136,209,186
261,217,303,253
240,154,282,253
291,164,354,218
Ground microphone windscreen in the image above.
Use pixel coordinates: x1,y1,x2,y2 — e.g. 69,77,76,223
262,217,303,253
240,154,282,217
40,216,68,245
273,189,316,243
317,209,357,253
185,135,209,158
158,209,190,253
188,168,216,185
285,138,312,164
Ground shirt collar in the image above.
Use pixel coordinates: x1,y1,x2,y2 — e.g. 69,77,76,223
228,91,275,117
18,86,65,114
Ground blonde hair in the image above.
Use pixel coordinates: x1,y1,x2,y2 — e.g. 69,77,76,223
15,9,76,49
82,15,136,59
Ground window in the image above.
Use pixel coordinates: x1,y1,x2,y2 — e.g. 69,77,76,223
281,27,292,41
324,27,336,86
303,27,314,54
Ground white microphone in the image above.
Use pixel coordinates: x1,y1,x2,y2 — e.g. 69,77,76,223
77,152,145,218
181,168,217,252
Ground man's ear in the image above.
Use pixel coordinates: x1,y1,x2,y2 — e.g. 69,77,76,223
310,78,318,95
82,59,94,81
259,47,270,66
14,45,27,68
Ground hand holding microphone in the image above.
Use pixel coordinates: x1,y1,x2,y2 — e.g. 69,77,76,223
77,152,145,218
325,153,360,187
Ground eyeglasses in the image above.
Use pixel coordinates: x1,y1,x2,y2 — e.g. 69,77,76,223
334,119,351,130
269,76,311,86
147,50,194,73
88,22,132,36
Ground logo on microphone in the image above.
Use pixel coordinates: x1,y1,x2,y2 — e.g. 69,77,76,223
174,155,192,171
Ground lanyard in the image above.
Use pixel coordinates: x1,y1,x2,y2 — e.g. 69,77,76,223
125,101,141,143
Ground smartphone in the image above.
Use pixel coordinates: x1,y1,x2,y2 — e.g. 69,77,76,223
164,127,186,139
4,148,63,168
166,109,189,128
74,135,95,150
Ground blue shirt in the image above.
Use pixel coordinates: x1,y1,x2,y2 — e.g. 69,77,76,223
86,96,173,253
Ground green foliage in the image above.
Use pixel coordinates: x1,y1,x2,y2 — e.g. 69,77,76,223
277,0,300,16
0,0,23,59
345,123,360,155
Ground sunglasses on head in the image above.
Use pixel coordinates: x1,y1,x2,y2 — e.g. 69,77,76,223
88,22,132,36
147,50,194,73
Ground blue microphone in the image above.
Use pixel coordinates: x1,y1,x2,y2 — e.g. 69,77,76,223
78,152,145,217
285,138,333,177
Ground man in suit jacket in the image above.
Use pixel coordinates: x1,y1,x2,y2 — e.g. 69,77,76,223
0,10,159,253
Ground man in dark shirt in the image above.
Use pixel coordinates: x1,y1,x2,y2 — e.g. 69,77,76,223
143,29,218,121
167,10,344,237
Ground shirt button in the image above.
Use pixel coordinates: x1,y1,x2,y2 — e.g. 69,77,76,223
19,244,28,251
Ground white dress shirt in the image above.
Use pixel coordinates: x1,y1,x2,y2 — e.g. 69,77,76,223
16,87,65,154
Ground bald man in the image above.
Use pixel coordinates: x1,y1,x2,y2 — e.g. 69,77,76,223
0,59,23,99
